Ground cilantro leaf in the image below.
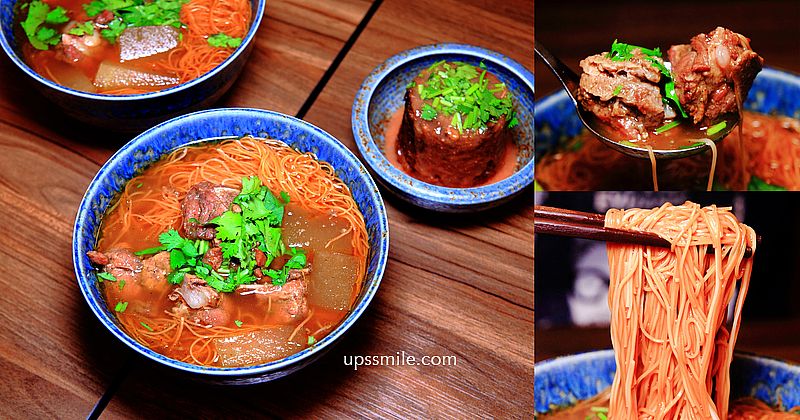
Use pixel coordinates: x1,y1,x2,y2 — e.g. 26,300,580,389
96,272,117,282
100,18,127,44
211,211,243,241
20,1,57,50
207,33,242,48
45,6,69,24
68,21,95,36
169,249,187,270
748,176,786,191
234,320,243,327
158,229,187,250
167,270,186,285
420,104,437,120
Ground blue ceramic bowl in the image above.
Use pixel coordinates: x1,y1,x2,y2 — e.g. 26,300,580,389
72,108,389,384
535,350,800,415
535,67,800,170
352,43,535,212
0,0,265,131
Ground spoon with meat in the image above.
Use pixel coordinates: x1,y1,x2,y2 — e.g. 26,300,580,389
536,27,763,159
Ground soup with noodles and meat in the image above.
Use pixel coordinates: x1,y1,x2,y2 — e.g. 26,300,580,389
86,138,369,367
535,111,800,191
12,0,252,94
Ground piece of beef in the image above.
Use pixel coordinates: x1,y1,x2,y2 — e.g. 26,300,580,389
55,31,103,64
139,251,171,290
668,27,763,124
202,247,224,271
181,182,239,240
169,274,220,309
88,249,171,292
577,49,665,140
93,10,114,25
397,64,513,188
237,269,311,322
87,248,142,284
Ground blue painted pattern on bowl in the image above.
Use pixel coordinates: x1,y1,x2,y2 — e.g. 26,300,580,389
535,67,800,160
0,0,265,131
352,43,535,212
534,350,800,415
72,109,389,384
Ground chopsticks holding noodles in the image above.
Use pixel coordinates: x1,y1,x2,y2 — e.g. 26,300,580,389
534,205,756,258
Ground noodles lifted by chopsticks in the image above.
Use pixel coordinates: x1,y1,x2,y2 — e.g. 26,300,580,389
605,202,756,419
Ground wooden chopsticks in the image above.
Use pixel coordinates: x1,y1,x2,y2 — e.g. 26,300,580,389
534,206,755,258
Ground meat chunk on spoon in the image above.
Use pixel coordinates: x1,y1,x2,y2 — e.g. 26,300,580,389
577,49,665,140
668,27,763,124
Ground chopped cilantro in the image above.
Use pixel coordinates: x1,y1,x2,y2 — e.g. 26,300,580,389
748,175,786,191
414,61,516,132
68,21,95,36
134,176,307,293
307,336,316,345
706,121,727,136
101,18,127,44
114,301,128,312
20,1,65,50
612,85,622,96
207,33,242,48
96,272,117,282
140,322,154,331
655,120,681,134
234,320,243,327
420,104,437,120
118,279,126,291
45,7,69,24
605,40,688,119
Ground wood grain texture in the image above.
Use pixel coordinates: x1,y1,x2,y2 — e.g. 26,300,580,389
0,0,372,417
0,122,134,418
100,0,535,418
535,0,800,96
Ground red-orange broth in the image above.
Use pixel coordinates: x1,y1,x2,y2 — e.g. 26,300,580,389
92,139,369,367
13,0,251,94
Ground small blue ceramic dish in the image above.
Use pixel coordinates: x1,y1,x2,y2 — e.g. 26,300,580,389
0,0,265,131
534,350,800,415
72,108,389,384
352,43,535,212
535,67,800,166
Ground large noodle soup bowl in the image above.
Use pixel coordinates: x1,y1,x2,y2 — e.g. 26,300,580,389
0,0,266,131
534,350,800,416
73,109,389,384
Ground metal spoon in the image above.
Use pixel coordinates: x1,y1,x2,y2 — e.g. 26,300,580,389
534,40,738,160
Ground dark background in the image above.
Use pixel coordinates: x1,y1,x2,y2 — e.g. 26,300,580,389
535,0,800,96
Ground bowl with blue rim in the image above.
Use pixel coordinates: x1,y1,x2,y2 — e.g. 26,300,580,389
0,0,266,131
534,67,800,190
352,43,535,213
534,350,800,416
73,108,389,384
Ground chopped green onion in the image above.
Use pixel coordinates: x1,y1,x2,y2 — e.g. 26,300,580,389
114,301,128,312
140,322,153,332
612,85,623,96
308,335,316,345
234,320,243,327
655,120,681,134
134,245,166,256
96,272,117,282
706,121,727,136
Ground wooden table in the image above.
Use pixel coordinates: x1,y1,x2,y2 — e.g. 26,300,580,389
0,0,534,417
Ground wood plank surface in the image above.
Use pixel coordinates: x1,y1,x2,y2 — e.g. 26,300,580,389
0,0,373,417
535,0,800,96
100,0,535,418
